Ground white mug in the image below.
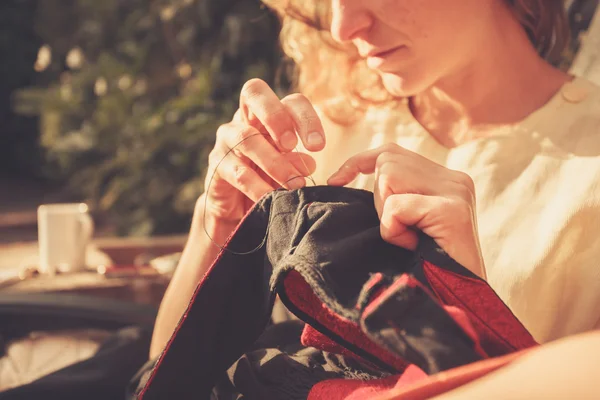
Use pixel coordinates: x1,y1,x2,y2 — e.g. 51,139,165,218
37,203,94,275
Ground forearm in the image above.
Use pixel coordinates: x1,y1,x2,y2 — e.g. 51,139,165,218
432,331,600,400
149,197,238,359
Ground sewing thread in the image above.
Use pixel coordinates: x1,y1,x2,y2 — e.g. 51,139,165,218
203,132,315,255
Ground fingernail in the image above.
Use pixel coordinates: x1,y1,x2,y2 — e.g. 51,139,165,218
307,132,323,147
280,131,297,151
287,176,305,190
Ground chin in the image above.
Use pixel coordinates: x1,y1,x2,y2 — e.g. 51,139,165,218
380,71,430,98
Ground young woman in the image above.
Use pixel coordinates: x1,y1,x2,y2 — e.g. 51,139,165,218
150,0,600,363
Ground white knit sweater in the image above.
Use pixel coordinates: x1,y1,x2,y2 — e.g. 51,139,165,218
306,77,600,343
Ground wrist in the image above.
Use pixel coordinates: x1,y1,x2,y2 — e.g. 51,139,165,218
190,195,240,243
202,211,240,243
177,206,240,281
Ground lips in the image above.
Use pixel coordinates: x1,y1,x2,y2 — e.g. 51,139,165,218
364,45,405,59
365,45,410,71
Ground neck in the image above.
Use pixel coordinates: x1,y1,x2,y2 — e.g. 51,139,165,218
409,8,570,148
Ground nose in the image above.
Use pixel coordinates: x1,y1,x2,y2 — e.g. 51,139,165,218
330,0,372,43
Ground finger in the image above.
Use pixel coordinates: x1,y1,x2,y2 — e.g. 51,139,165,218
373,159,438,216
327,144,405,186
281,93,326,152
285,152,317,177
373,159,473,219
254,166,306,192
218,122,306,190
381,194,484,277
255,153,315,190
240,79,298,152
379,193,425,251
232,108,244,123
210,150,276,202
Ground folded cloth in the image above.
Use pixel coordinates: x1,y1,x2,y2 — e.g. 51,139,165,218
0,329,111,392
3,326,152,400
133,187,537,400
309,349,533,400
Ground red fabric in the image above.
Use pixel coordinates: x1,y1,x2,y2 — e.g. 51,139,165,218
308,350,530,400
308,374,401,400
361,274,423,318
300,272,391,360
308,365,428,400
373,349,531,400
423,261,538,356
283,270,410,372
443,305,488,358
301,325,368,363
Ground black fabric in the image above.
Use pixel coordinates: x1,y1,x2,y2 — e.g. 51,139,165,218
1,326,152,400
360,276,481,373
265,187,416,319
133,187,507,400
212,321,386,400
132,195,277,400
129,321,386,400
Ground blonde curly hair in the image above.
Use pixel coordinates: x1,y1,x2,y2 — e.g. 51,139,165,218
263,0,570,124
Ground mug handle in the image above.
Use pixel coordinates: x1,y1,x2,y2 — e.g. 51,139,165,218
78,212,95,249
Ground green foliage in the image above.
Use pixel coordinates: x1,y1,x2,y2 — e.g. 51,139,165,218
18,0,284,235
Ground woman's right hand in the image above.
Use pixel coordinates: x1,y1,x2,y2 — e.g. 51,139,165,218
151,79,327,359
202,78,326,226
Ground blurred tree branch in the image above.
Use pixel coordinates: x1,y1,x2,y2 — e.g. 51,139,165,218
14,0,284,236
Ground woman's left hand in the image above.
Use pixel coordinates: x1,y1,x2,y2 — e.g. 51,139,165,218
327,144,485,279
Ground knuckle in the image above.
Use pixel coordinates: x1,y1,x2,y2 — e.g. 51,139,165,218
261,107,289,129
283,92,308,103
456,184,473,201
232,164,251,187
376,151,394,168
241,78,268,99
382,143,399,153
376,173,394,193
215,123,230,140
297,111,319,132
234,125,259,144
453,172,475,199
224,126,260,156
455,171,475,190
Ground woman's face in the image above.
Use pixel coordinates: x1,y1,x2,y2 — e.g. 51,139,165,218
329,0,502,96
